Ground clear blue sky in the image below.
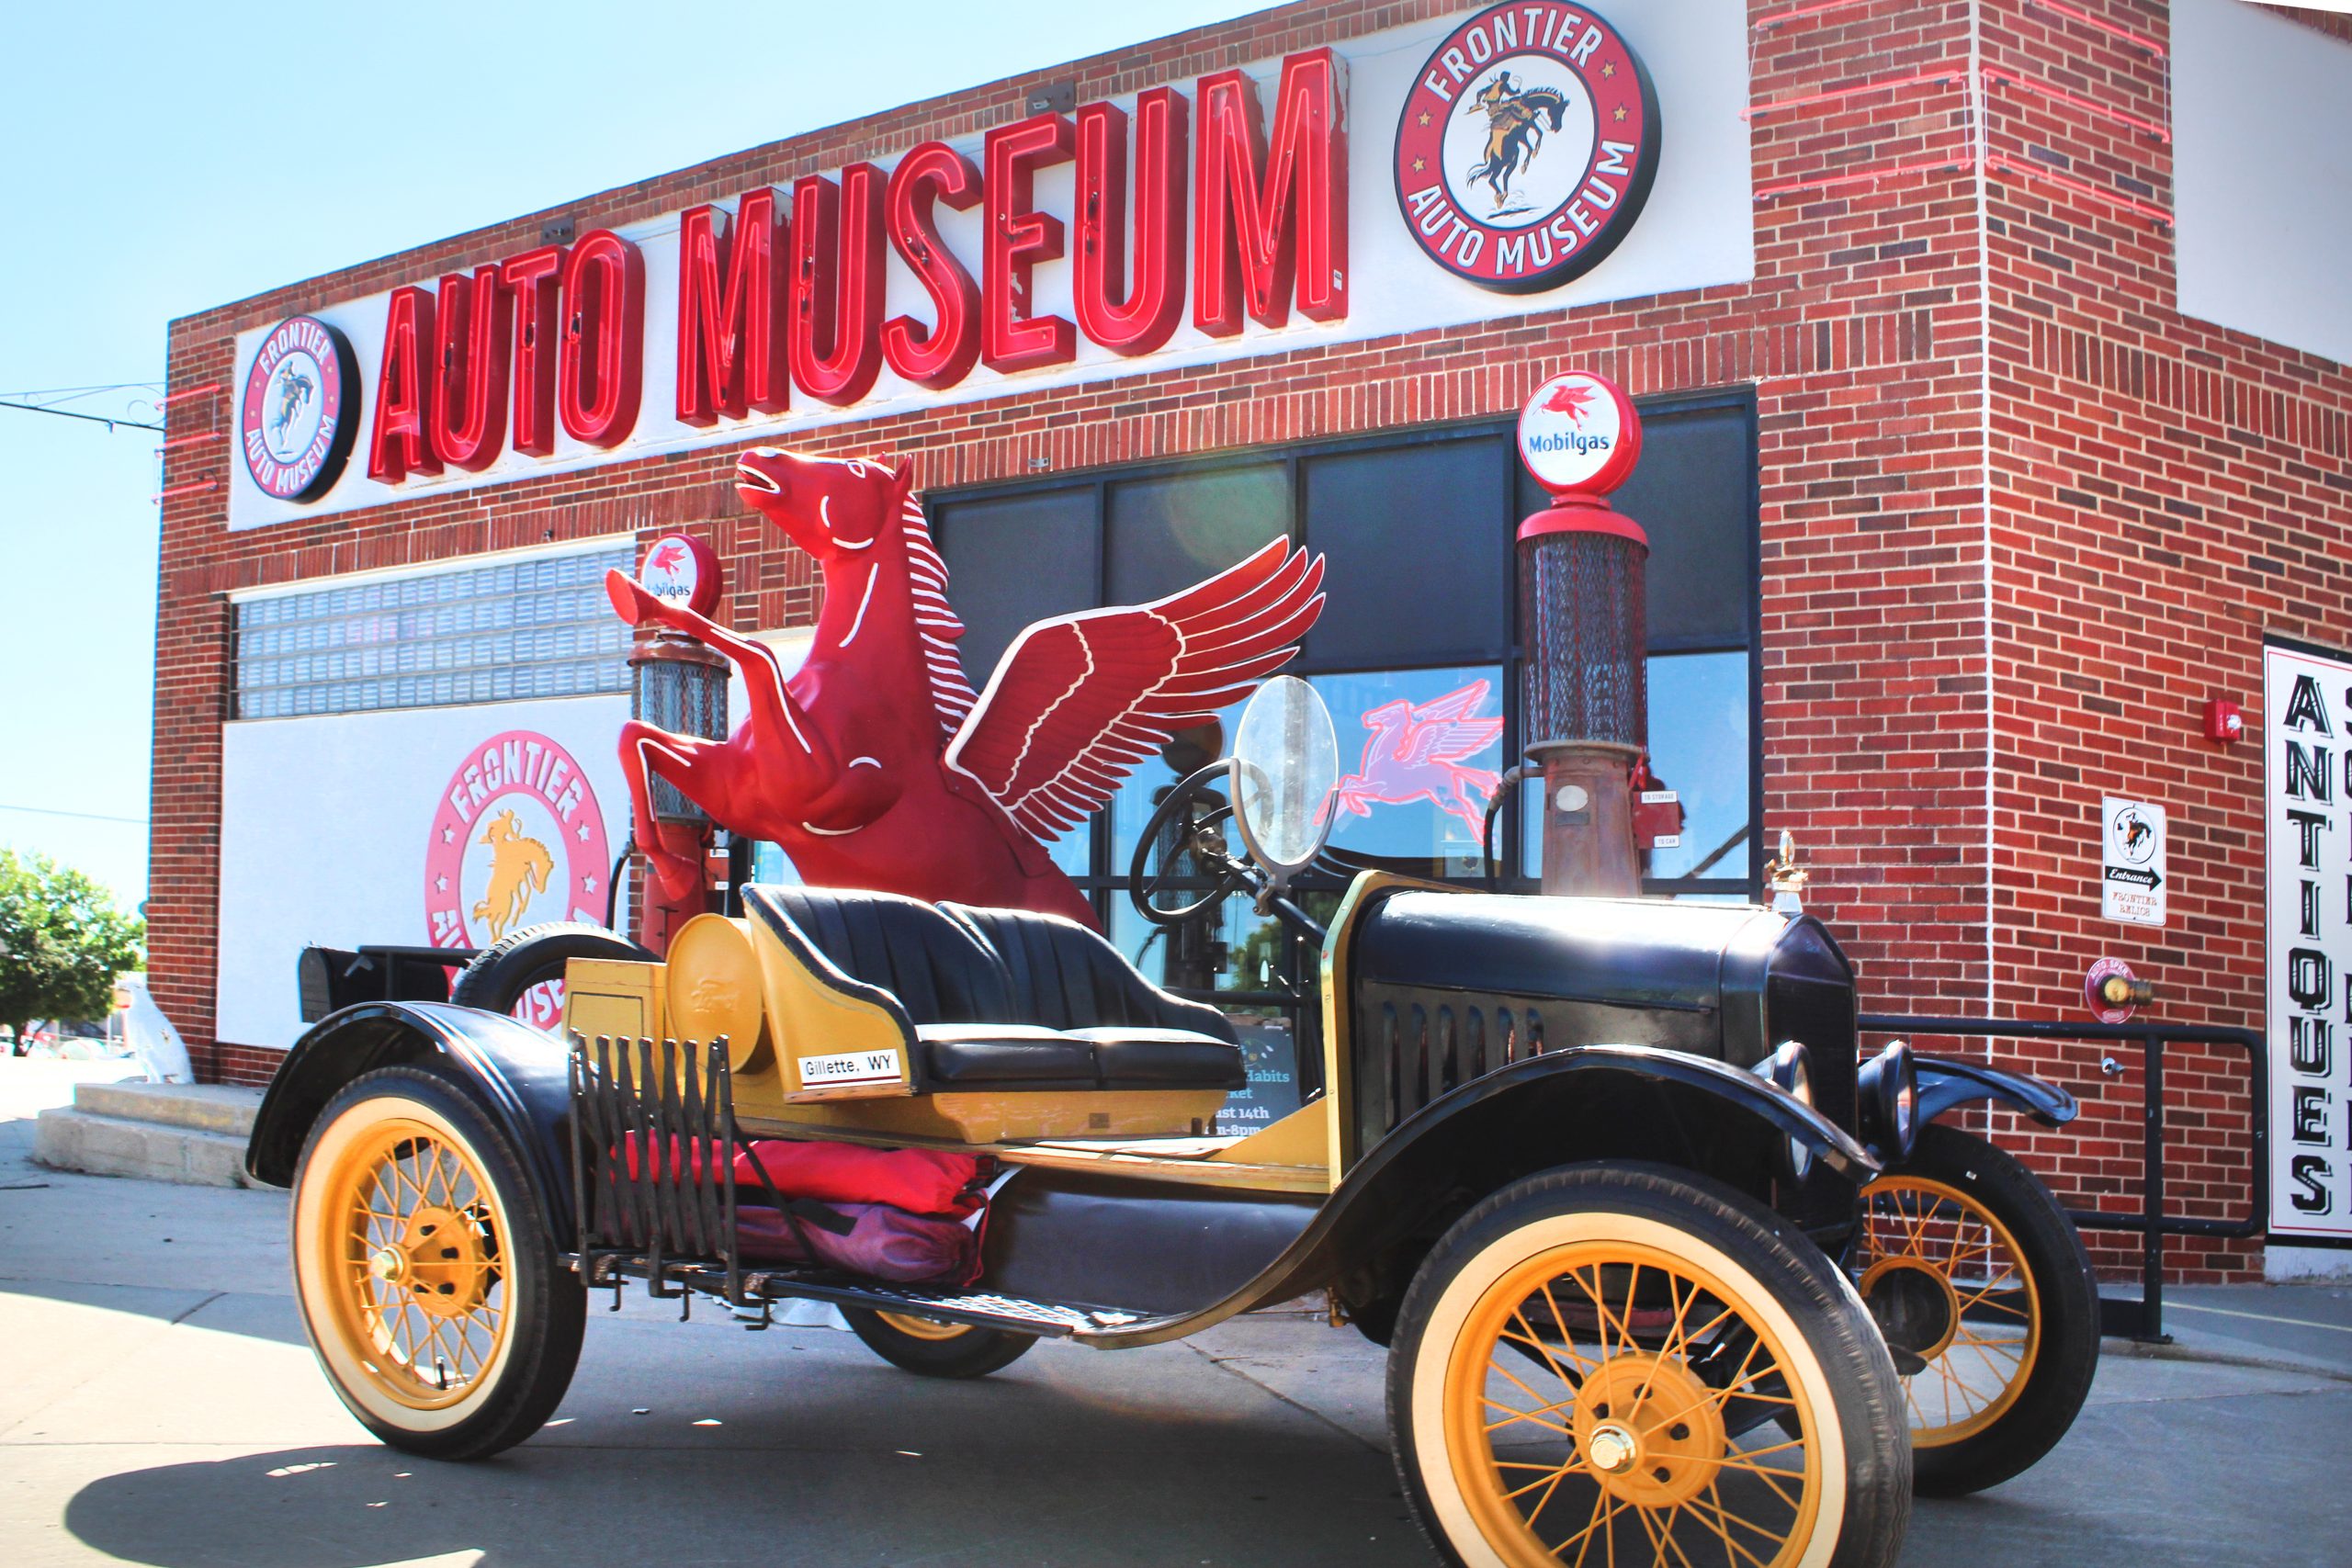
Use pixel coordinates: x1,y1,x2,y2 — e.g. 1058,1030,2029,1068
0,0,1262,912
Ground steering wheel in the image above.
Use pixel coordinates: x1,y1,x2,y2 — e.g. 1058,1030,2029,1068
1127,761,1258,925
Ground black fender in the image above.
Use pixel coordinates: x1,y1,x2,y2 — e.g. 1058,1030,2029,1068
1915,1052,2077,1129
243,1002,577,1235
1081,1043,1879,1348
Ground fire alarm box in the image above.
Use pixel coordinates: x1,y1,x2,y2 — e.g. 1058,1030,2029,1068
2202,698,2244,744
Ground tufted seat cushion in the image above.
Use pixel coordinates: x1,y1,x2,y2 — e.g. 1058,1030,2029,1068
940,904,1239,1041
745,886,1012,1026
742,886,1241,1094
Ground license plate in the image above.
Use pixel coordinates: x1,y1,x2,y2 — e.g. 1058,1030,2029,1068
797,1048,901,1088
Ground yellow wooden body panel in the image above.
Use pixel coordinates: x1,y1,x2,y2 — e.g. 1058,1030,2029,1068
562,959,667,1047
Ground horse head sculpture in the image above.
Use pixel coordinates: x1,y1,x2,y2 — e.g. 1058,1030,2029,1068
611,449,1325,930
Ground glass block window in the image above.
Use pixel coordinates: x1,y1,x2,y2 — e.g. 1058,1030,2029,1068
232,546,636,720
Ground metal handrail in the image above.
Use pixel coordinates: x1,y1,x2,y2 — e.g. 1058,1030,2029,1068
1859,1013,2267,1343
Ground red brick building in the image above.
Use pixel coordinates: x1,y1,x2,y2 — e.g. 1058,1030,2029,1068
153,0,2352,1280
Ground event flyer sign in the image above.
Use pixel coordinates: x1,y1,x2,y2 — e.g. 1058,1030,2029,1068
2266,640,2352,1240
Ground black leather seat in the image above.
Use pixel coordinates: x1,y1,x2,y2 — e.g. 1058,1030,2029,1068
943,904,1242,1090
743,886,1240,1094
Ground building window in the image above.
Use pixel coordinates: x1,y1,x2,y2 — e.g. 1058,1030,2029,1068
924,394,1761,1034
230,544,636,720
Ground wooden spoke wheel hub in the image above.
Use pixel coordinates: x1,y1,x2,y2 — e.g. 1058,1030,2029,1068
1570,1352,1728,1510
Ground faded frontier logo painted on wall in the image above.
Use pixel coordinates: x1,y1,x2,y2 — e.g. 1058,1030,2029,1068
1394,2,1660,295
425,732,613,1024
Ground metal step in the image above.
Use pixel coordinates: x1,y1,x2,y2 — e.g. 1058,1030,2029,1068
752,1274,1149,1337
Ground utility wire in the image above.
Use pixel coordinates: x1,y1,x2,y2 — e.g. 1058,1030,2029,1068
0,803,149,826
0,400,163,433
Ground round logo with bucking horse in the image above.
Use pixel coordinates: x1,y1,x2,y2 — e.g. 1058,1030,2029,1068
1394,2,1661,295
425,731,611,1026
239,315,359,502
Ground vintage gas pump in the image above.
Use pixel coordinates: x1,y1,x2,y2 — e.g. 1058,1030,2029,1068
628,533,729,954
1514,371,1650,896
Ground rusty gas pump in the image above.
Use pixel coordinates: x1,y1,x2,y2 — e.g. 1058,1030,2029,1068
626,534,730,954
1514,371,1651,897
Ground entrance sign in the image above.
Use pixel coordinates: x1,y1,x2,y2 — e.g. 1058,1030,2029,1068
2099,795,2166,926
1394,2,1660,294
2267,641,2352,1240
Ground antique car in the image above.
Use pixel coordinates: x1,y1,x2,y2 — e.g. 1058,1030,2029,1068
244,677,2097,1567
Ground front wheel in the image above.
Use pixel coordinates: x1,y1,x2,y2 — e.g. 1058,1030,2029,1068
289,1066,585,1459
1388,1163,1911,1568
841,1306,1036,1378
1854,1122,2098,1495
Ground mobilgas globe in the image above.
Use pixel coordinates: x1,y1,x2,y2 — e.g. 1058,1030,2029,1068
1515,369,1634,494
1522,428,1615,457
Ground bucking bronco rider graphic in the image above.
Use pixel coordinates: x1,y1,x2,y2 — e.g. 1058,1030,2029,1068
1464,71,1571,215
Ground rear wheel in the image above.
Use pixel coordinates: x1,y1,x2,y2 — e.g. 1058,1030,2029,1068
1854,1122,2097,1495
289,1066,584,1459
1388,1163,1910,1568
842,1306,1035,1378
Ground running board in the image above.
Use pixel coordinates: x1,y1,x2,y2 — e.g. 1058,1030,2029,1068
576,1251,1155,1338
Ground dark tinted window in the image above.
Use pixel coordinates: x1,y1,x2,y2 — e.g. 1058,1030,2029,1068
933,488,1100,682
1304,437,1510,667
1516,401,1752,651
1107,462,1291,605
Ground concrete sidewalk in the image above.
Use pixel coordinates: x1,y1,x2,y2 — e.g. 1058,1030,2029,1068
4,1063,2347,1566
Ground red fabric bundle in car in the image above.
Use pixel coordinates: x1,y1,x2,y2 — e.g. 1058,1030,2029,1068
730,1140,980,1215
736,1198,983,1285
616,1136,979,1215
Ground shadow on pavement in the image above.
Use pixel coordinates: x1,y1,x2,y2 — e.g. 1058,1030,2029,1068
0,1276,309,1348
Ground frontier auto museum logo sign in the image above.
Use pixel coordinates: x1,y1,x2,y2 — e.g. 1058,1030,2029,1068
1393,2,1661,294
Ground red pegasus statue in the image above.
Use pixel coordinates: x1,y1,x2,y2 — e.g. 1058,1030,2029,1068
1329,678,1505,839
608,448,1324,930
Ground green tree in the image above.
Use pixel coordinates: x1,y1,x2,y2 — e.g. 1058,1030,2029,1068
0,851,144,1043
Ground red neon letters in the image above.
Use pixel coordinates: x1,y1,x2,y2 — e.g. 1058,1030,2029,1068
429,265,512,472
368,286,441,483
676,190,786,425
502,245,566,457
1076,90,1191,358
788,165,888,406
356,51,1352,490
558,230,645,447
883,141,983,389
983,113,1077,375
1193,48,1349,336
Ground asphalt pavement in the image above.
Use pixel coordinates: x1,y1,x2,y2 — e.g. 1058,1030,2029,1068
5,1057,2350,1567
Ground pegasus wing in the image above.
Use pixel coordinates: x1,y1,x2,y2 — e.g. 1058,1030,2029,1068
1396,716,1507,769
945,539,1326,839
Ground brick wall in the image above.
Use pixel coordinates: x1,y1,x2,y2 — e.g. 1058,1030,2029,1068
155,0,2349,1280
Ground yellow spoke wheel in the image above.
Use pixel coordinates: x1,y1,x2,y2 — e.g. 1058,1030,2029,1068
843,1304,1036,1379
1390,1165,1910,1568
875,1311,977,1342
1849,1123,2099,1498
1856,1175,2037,1447
290,1066,583,1460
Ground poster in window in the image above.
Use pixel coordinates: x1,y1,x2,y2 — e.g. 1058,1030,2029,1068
2266,640,2352,1241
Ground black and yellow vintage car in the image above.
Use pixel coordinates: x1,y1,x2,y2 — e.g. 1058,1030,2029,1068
245,678,2097,1568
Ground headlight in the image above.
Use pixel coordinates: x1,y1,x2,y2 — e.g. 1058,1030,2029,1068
1858,1040,1919,1161
1754,1041,1815,1183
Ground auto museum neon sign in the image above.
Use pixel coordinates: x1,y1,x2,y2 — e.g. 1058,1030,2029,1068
362,49,1349,489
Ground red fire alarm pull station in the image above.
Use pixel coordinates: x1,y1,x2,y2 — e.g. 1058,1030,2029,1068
1515,371,1649,897
2202,698,2245,744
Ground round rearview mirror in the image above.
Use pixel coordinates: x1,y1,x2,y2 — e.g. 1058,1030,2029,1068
1230,674,1339,882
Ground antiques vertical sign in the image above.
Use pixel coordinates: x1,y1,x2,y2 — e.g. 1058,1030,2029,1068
2267,639,2352,1241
